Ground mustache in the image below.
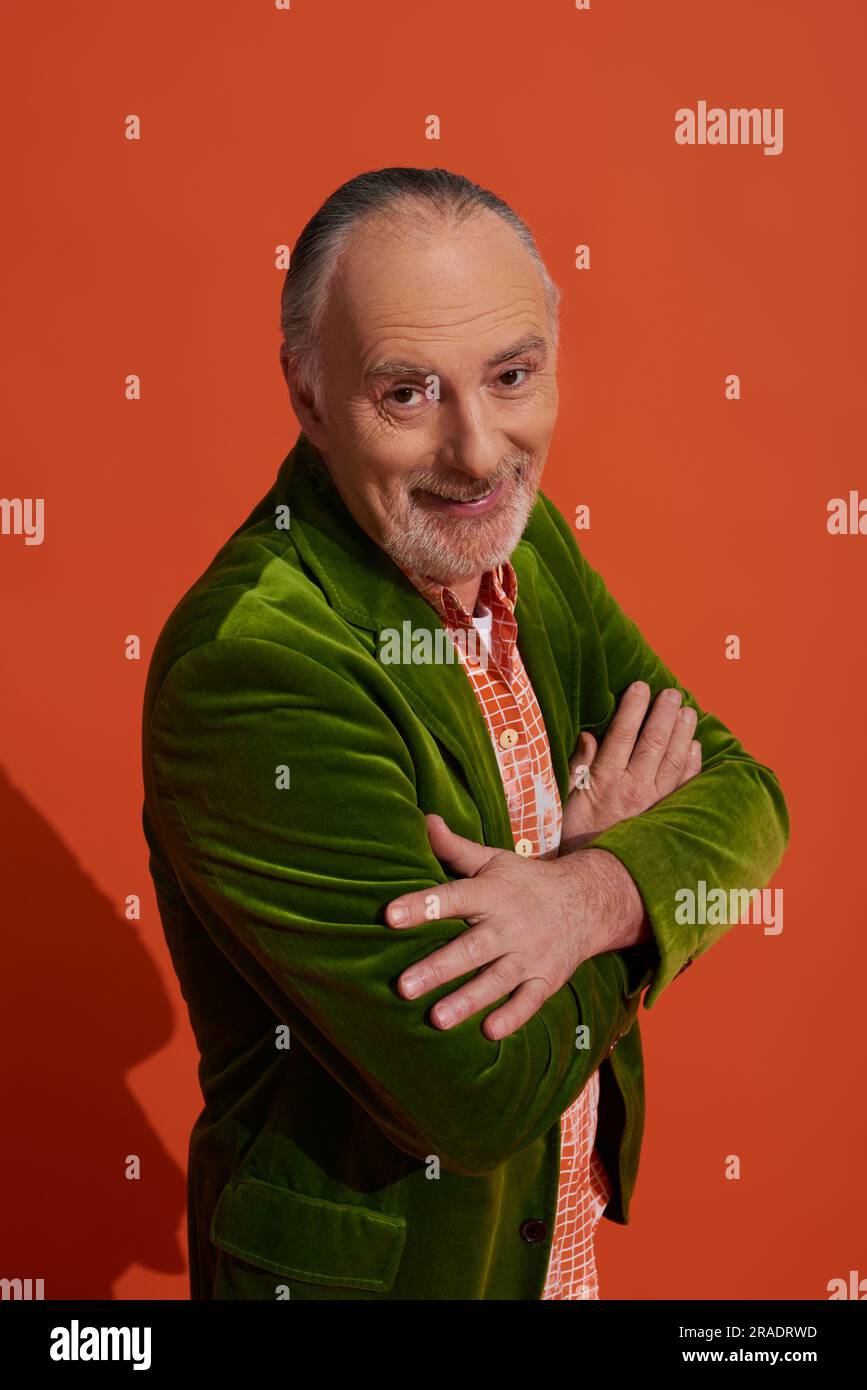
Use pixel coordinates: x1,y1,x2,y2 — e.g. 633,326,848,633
406,453,535,502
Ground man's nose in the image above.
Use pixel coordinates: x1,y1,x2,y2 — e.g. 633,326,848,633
437,401,503,479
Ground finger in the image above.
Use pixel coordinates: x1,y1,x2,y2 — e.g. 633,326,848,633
591,680,652,773
681,738,702,784
481,976,554,1040
570,730,598,768
569,732,597,790
425,813,502,878
627,687,684,780
386,872,490,929
427,955,525,1029
653,702,698,796
396,926,502,1001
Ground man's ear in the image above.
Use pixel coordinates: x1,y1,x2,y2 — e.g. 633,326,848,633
279,346,328,451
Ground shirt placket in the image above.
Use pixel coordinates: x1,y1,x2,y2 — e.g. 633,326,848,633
402,562,605,1303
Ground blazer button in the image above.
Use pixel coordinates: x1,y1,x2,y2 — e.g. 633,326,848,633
519,1218,549,1244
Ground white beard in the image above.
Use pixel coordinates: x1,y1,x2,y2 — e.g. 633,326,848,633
378,455,540,583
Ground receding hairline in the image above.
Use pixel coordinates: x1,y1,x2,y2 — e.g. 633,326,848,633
327,195,549,289
322,201,557,361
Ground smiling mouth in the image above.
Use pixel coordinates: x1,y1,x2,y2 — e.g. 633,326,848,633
438,487,493,502
414,480,507,514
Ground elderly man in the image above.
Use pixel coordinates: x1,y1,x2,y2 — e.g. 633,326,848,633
141,166,789,1301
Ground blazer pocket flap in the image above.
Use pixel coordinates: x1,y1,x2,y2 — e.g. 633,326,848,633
209,1174,407,1291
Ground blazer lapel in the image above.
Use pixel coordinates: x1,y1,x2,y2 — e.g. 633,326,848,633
275,436,516,851
510,540,576,810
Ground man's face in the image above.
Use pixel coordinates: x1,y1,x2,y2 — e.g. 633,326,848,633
286,207,559,585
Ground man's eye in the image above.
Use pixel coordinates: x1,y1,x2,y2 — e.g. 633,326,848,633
498,367,528,389
389,386,425,408
386,368,531,408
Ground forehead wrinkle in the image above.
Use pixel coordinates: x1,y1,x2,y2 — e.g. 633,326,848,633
354,296,548,380
364,333,549,383
355,288,544,337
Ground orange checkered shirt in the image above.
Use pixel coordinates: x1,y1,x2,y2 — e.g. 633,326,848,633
401,558,612,1300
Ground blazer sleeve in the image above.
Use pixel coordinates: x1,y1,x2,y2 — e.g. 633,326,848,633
541,494,790,1011
144,636,641,1179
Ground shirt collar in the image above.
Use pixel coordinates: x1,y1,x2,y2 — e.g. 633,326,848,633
399,560,518,627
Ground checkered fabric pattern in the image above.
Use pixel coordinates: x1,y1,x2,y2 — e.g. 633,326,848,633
401,559,612,1300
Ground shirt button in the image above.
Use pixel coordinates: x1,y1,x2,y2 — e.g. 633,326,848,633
515,838,534,857
498,728,519,749
519,1218,549,1244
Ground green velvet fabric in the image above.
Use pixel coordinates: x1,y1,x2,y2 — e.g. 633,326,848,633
141,432,789,1300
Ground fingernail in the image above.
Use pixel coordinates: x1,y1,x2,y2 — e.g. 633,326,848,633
679,706,697,727
389,904,408,925
402,973,422,996
436,1003,456,1027
632,681,649,695
664,688,682,704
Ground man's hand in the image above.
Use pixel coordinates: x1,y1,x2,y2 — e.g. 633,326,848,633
385,683,704,1040
386,817,644,1041
561,681,701,855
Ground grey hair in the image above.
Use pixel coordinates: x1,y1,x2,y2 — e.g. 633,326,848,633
279,166,561,420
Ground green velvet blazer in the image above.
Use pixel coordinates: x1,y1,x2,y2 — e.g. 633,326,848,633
141,432,789,1300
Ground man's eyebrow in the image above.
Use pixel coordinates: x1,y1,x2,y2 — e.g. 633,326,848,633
363,334,548,382
486,333,548,368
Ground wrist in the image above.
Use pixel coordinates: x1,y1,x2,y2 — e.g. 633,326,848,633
558,846,652,953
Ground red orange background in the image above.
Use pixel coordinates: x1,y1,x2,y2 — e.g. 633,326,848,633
2,0,864,1299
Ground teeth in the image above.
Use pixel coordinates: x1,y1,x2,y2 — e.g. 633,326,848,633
424,485,496,503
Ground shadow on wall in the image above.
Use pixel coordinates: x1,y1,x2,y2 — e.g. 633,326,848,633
0,764,185,1298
